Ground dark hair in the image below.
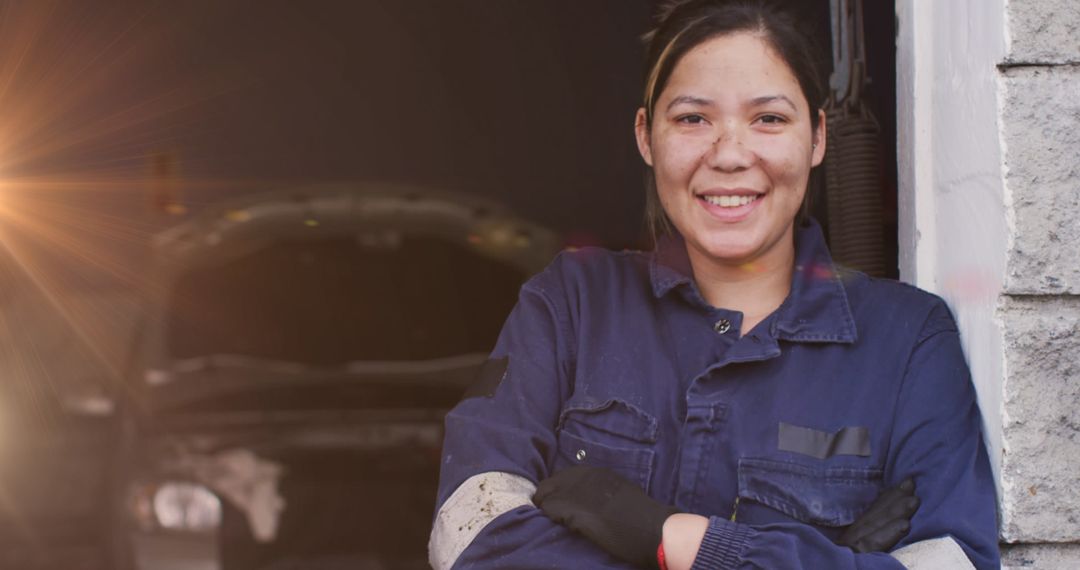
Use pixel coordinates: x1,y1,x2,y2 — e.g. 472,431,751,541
640,0,828,240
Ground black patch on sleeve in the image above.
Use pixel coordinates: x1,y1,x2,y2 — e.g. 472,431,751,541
462,356,509,400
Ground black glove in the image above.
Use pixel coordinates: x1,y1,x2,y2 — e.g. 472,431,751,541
534,466,678,569
836,477,920,553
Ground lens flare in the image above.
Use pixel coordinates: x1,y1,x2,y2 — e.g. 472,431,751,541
0,2,265,434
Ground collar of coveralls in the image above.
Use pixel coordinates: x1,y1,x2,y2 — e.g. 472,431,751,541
648,217,859,344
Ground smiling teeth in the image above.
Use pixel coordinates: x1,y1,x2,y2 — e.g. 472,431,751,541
703,194,758,207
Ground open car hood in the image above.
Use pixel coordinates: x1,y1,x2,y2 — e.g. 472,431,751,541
131,184,558,416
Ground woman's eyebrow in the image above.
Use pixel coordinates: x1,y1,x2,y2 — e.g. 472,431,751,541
666,95,714,111
665,94,798,112
750,94,798,111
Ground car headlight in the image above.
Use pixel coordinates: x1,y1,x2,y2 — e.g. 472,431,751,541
130,481,222,533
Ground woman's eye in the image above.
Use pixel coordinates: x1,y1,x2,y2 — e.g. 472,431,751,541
676,114,707,125
756,114,787,125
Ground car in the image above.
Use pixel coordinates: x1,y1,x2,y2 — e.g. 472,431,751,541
110,184,559,570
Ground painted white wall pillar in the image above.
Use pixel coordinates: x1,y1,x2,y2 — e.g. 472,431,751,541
895,0,1007,492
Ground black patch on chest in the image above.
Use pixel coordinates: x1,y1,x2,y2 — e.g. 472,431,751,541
778,422,871,459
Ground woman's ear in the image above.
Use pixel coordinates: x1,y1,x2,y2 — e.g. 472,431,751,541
634,108,654,167
811,109,827,167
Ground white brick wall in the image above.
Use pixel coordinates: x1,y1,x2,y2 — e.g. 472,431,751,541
1002,66,1080,294
999,297,1080,542
1003,543,1080,570
998,0,1080,558
1006,0,1080,64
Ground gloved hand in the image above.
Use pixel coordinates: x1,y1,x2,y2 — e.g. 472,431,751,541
536,467,919,565
835,477,920,553
534,466,678,569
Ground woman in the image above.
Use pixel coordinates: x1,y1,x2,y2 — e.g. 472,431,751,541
429,1,999,568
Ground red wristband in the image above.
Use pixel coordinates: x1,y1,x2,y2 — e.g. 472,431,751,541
657,542,669,570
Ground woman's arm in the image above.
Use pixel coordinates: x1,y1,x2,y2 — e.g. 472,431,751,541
430,266,638,569
537,301,998,570
670,302,997,569
535,469,920,569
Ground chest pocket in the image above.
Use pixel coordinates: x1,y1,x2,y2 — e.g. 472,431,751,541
736,457,882,527
552,398,657,491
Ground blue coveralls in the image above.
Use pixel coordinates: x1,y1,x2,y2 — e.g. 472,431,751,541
435,220,999,569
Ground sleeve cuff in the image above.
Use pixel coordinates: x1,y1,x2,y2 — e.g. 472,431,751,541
689,517,754,570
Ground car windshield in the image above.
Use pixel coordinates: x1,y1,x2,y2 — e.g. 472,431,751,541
164,235,524,366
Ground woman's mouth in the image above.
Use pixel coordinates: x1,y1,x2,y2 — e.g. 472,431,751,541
696,192,762,221
700,194,759,208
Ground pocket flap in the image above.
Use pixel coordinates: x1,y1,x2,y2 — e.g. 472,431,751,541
737,457,882,527
558,398,658,443
554,428,655,490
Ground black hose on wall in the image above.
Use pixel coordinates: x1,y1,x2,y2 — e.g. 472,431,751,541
824,105,887,277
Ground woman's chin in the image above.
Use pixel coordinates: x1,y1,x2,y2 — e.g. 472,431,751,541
683,220,795,270
689,238,763,267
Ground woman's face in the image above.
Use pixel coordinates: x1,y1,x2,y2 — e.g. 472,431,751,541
636,32,825,269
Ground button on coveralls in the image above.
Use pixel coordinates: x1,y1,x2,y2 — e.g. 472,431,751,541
430,220,999,569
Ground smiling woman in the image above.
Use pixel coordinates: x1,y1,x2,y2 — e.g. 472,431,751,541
430,1,999,570
635,30,826,332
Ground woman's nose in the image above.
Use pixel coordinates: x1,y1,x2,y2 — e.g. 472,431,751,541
704,128,756,171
